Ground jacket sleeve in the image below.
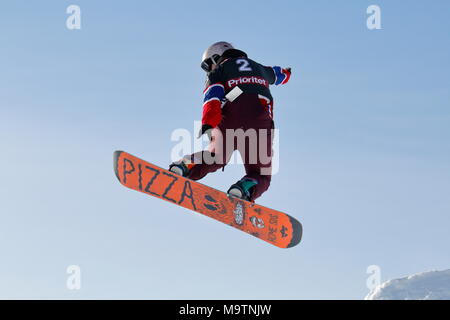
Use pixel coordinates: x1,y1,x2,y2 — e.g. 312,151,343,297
201,69,225,128
264,66,291,85
202,82,225,127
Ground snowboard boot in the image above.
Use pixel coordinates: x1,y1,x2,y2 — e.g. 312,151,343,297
168,158,194,177
227,178,258,201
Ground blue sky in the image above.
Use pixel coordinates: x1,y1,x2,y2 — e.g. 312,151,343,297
0,0,449,299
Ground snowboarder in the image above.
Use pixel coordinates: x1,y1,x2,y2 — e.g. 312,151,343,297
169,41,291,201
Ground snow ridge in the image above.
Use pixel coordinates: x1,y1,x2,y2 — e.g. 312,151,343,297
365,269,450,300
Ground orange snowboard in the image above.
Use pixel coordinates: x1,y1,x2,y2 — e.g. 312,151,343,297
114,151,302,248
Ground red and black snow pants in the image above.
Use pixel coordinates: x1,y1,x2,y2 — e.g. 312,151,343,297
187,93,274,201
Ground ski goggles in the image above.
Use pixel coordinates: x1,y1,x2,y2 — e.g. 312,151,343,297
201,54,220,72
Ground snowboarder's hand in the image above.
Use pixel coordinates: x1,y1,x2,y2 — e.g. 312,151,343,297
197,124,213,140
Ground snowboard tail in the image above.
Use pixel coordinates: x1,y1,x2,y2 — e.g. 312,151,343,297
113,150,302,248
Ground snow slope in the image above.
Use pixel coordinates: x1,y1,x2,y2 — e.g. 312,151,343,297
365,269,450,300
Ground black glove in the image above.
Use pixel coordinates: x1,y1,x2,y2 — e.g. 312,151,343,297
197,124,213,140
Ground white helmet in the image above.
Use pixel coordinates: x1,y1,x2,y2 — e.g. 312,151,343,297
201,41,234,72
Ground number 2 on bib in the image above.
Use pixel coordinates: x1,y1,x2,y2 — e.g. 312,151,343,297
236,58,252,72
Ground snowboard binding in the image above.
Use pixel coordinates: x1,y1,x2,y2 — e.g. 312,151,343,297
168,159,190,177
227,178,258,201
